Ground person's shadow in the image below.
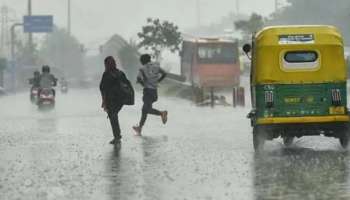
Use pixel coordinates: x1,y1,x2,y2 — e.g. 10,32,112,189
105,135,167,200
105,145,123,199
253,148,350,200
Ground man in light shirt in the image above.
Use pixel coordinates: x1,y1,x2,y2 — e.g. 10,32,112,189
133,54,168,135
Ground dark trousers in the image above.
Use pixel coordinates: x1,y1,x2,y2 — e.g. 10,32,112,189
139,88,161,127
108,105,123,139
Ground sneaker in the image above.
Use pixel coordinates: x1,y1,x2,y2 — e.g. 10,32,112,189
132,126,142,136
161,111,168,124
109,138,116,144
110,138,121,145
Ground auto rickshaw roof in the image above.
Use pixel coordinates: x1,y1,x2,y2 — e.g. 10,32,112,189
252,25,346,84
255,25,343,46
183,38,235,44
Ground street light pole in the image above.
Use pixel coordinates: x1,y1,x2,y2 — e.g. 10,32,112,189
27,0,34,64
68,0,71,35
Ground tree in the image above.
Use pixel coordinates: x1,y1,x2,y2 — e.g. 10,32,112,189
118,40,140,81
16,42,40,67
101,34,141,81
138,18,182,60
235,13,264,41
39,27,85,80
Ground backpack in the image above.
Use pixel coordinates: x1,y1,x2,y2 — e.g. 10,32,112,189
111,71,135,106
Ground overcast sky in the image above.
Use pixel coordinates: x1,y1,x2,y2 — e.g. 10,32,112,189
1,0,278,48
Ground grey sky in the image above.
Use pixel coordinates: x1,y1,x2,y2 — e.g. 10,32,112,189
1,0,277,47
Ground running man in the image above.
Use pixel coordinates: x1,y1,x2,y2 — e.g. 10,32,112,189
133,54,168,135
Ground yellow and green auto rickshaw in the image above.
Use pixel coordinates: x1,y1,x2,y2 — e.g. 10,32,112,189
243,25,350,151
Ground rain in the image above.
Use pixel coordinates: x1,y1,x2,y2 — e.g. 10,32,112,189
1,0,350,200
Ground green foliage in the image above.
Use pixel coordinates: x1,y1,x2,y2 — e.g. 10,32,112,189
118,40,140,81
40,27,85,79
138,18,182,59
235,13,264,40
102,35,141,81
16,42,40,66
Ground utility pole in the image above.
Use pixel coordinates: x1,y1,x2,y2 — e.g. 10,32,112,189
0,5,9,57
67,0,71,35
27,0,34,64
236,0,240,16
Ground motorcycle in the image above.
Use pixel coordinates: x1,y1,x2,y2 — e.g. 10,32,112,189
30,87,39,104
37,88,55,109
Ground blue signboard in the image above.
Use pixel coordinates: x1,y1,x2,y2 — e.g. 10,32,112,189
23,15,53,33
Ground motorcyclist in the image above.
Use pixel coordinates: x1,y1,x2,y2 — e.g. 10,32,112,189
29,70,41,88
29,70,41,102
39,65,58,95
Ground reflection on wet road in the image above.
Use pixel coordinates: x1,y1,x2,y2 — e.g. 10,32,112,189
255,148,350,200
0,89,350,200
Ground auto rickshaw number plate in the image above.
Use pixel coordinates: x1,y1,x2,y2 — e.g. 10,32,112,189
284,97,301,104
279,34,315,45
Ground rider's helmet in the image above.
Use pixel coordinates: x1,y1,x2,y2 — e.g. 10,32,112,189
42,65,50,73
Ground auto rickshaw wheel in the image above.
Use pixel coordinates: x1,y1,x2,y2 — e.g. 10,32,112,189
253,127,266,152
283,136,294,147
339,134,349,149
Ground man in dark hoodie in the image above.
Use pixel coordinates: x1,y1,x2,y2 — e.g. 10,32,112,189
133,54,168,135
100,56,132,145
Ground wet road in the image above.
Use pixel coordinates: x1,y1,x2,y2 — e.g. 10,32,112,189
0,89,350,200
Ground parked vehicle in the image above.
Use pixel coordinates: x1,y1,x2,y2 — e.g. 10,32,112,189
244,25,350,151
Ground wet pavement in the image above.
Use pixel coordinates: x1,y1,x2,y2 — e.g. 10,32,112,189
0,88,350,200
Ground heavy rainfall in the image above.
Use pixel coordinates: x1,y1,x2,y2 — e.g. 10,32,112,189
1,0,350,200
